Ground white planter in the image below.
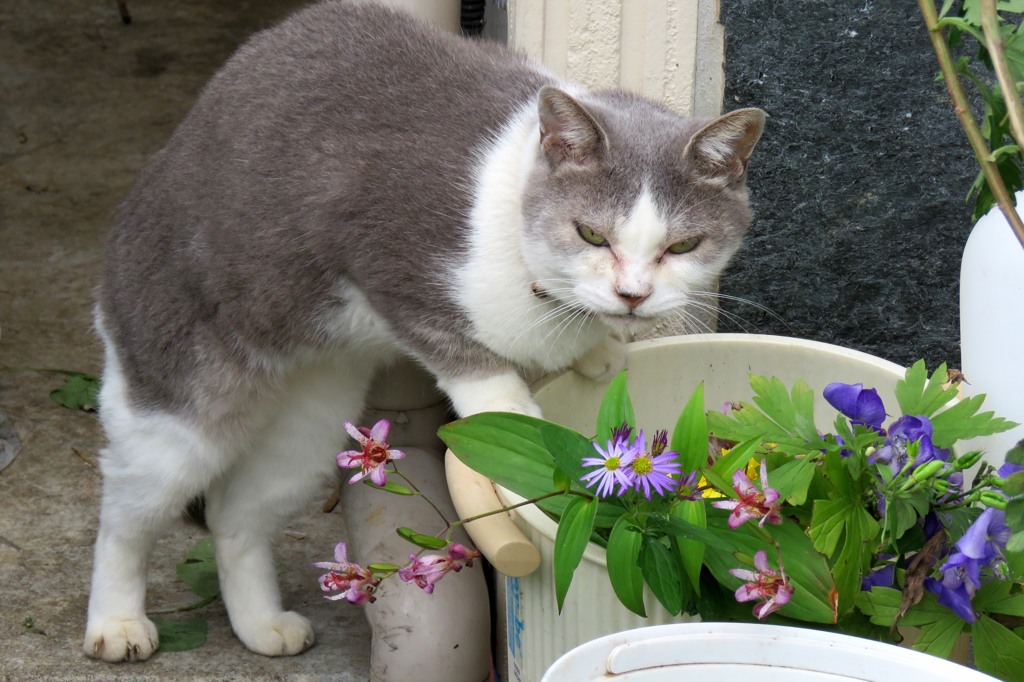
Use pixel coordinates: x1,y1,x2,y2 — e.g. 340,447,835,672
500,333,907,682
540,622,997,681
960,193,1024,463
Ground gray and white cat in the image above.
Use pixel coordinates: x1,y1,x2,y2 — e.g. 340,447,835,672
85,0,764,662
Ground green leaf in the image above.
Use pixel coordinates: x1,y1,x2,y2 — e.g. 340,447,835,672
365,481,416,496
49,371,100,411
895,360,957,418
974,580,1024,617
595,371,634,442
176,538,219,600
439,412,558,500
928,394,1019,449
973,615,1024,681
553,495,599,612
367,562,401,573
910,612,967,659
397,528,448,550
856,587,953,628
542,423,599,492
606,516,646,617
768,457,817,505
708,437,761,483
150,617,207,652
671,500,706,595
670,382,707,473
809,498,849,557
640,538,683,615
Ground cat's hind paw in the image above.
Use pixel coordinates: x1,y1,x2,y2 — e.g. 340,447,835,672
572,334,627,382
235,611,315,657
83,616,159,663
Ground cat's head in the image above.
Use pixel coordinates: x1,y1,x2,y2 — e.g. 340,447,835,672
520,86,765,335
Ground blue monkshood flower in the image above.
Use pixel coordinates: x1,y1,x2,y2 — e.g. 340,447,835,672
860,563,896,591
956,507,1011,564
869,415,949,475
928,508,1013,622
998,461,1024,478
926,558,979,622
823,382,886,430
581,433,641,498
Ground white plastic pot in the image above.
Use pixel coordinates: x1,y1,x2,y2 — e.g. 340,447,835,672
493,334,908,682
540,622,997,681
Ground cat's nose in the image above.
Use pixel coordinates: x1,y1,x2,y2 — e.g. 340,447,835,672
617,290,649,309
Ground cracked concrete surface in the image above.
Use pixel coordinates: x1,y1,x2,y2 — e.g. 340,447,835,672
1,2,373,679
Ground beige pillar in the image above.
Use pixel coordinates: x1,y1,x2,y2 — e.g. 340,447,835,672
508,0,724,118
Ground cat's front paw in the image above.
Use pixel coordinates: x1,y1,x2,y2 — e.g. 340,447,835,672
234,611,315,657
572,335,627,382
83,616,159,662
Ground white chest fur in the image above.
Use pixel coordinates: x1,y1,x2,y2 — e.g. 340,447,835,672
453,106,609,374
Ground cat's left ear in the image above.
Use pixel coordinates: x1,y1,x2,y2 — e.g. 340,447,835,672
684,108,766,184
537,86,608,170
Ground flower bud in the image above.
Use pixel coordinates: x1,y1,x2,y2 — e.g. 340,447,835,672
954,450,984,471
899,460,946,490
980,490,1009,510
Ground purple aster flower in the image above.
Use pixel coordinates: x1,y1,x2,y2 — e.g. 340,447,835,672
713,460,782,528
676,470,702,501
581,433,640,498
824,382,886,430
627,429,682,499
729,550,794,619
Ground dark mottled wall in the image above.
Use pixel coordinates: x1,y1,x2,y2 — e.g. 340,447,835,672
718,1,977,368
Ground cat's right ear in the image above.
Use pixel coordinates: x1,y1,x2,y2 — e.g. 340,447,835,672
537,86,607,170
684,108,766,185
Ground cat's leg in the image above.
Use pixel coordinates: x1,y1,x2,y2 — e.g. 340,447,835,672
572,332,627,382
85,353,230,662
436,370,542,418
203,359,371,657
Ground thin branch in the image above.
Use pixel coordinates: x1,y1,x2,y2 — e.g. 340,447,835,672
980,0,1024,247
918,0,1024,248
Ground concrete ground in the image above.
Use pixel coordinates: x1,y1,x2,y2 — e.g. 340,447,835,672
1,1,375,679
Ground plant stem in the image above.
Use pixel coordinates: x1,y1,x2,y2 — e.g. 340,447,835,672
391,468,452,527
918,0,1024,248
980,0,1024,248
981,0,1024,162
448,489,592,530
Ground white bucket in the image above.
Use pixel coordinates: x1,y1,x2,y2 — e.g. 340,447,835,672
501,334,908,682
540,622,997,681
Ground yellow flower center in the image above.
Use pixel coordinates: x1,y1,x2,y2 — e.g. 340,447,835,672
632,455,653,475
603,456,621,471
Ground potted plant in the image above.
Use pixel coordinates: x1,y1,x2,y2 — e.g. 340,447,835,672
314,334,1020,680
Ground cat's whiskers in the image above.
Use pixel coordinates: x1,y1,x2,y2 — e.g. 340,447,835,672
687,290,792,331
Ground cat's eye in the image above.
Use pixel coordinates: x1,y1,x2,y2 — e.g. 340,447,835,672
576,222,609,247
667,237,700,255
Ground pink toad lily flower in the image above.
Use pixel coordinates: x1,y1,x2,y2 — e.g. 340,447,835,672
337,419,406,486
398,543,482,594
729,549,794,619
313,541,379,605
712,459,783,528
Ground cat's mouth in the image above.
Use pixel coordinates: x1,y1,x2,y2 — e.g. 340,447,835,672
531,282,655,329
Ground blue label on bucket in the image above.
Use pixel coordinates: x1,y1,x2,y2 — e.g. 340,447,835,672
506,576,525,682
